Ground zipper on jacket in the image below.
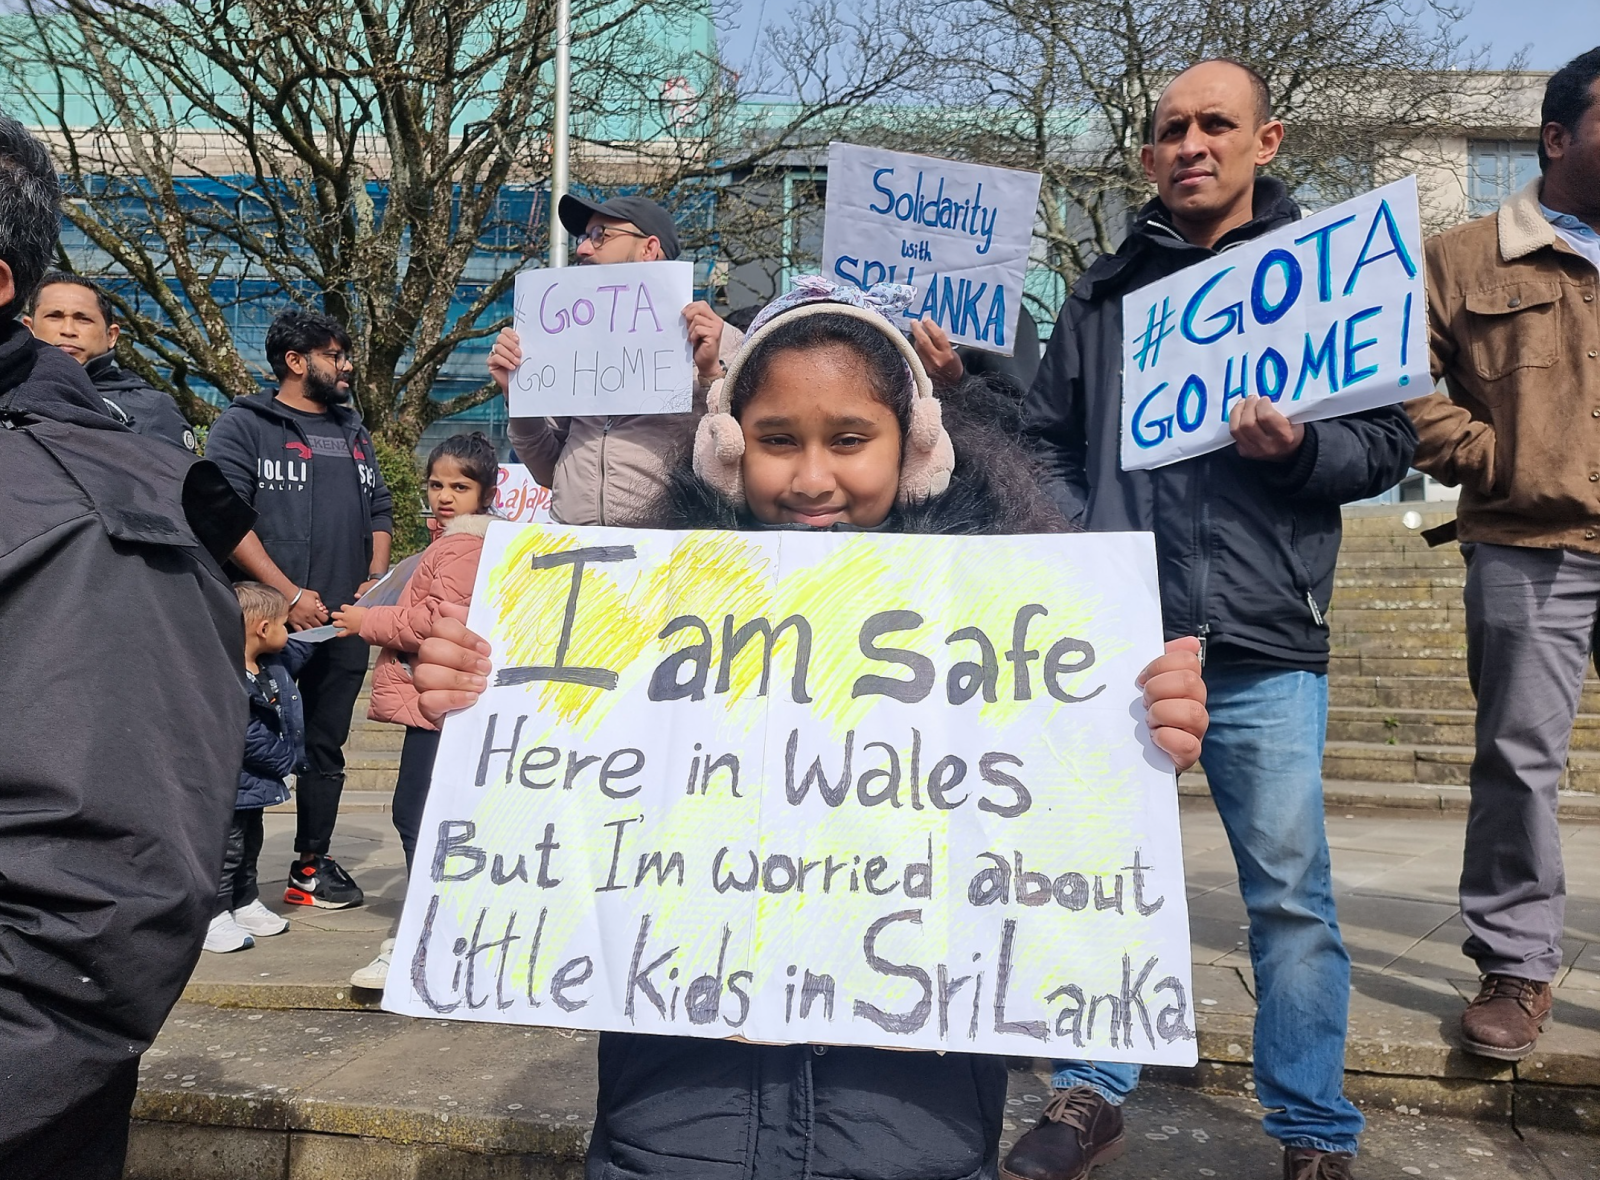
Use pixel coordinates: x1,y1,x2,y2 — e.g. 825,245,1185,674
597,416,613,525
1306,590,1325,627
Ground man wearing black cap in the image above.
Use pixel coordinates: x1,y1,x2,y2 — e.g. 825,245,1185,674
488,194,741,526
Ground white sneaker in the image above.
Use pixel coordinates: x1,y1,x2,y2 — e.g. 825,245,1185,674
233,899,289,937
203,912,255,953
350,937,395,989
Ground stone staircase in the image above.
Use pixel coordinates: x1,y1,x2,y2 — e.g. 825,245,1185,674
334,504,1600,814
1182,502,1600,813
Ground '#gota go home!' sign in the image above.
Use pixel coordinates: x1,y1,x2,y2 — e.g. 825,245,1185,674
383,522,1198,1066
1120,176,1429,471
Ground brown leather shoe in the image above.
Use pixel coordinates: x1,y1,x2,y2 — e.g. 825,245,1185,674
1283,1147,1356,1179
1000,1086,1125,1180
1460,974,1554,1061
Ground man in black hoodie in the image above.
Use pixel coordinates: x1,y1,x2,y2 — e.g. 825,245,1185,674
24,271,197,452
0,114,254,1178
204,309,394,909
1011,62,1416,1180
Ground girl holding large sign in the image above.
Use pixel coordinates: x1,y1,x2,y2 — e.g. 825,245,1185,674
411,276,1209,1180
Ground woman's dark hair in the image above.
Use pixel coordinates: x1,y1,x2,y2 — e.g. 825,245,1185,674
1541,47,1600,171
426,431,499,510
732,311,914,434
265,309,353,381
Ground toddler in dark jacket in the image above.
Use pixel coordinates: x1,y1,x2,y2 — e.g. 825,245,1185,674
206,583,309,954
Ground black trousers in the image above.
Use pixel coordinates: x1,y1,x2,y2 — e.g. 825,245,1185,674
294,634,370,857
217,806,265,916
0,1057,138,1180
395,726,442,874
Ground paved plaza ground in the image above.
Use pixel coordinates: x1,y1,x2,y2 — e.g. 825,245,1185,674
132,793,1600,1177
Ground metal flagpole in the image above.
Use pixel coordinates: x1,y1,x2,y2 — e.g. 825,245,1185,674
550,0,572,267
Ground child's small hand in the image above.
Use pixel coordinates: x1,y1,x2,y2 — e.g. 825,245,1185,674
331,604,368,638
1137,636,1207,772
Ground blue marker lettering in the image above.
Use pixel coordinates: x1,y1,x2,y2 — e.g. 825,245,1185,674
1343,306,1383,386
1180,268,1242,345
1251,250,1303,325
1131,383,1174,449
1175,374,1207,433
1221,355,1250,422
1293,215,1356,303
1292,323,1340,400
869,169,896,216
1256,348,1289,402
1343,200,1417,296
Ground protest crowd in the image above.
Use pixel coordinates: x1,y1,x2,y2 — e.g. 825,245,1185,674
0,39,1597,1180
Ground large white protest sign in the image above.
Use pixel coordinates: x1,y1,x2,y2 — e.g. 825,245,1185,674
823,143,1043,356
1120,176,1429,471
509,261,694,417
494,464,554,524
383,522,1197,1066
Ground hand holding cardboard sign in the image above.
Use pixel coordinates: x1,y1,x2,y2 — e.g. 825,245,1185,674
1139,637,1207,770
414,602,491,724
1229,394,1305,462
683,301,727,385
911,317,964,386
488,328,522,394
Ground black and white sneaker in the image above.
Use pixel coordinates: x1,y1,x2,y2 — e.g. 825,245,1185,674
284,855,364,909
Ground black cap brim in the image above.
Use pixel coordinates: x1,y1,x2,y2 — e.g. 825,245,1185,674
558,193,609,240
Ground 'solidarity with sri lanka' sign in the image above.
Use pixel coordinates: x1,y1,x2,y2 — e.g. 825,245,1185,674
1120,176,1429,471
823,142,1043,356
383,522,1198,1066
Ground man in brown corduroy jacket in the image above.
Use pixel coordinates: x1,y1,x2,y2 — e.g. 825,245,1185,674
1405,45,1600,1064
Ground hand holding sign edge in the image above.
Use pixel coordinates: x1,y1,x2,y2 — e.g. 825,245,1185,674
415,602,492,725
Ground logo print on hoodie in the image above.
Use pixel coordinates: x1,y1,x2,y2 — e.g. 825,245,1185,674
257,439,311,490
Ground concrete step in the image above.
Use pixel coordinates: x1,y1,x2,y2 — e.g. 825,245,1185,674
1321,739,1600,792
1330,653,1469,677
1177,771,1600,818
1327,706,1600,751
1329,674,1600,712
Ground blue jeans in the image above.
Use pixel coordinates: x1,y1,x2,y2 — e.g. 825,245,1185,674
1053,666,1364,1155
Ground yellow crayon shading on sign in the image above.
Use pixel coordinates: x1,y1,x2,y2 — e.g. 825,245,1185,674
383,522,1197,1067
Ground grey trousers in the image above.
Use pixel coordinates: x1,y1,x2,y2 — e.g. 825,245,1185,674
1461,542,1597,981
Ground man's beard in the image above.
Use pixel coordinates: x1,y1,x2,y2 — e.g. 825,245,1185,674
305,367,351,405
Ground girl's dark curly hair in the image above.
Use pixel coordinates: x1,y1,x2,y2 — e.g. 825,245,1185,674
426,431,499,511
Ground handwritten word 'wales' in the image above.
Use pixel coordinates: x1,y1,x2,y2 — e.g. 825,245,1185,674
1128,198,1417,452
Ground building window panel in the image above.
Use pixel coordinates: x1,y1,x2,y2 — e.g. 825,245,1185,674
1468,140,1540,216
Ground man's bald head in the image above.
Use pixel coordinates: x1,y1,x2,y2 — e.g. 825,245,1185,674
1141,58,1285,250
1153,59,1272,132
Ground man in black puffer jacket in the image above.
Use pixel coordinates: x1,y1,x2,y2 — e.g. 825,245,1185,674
0,115,254,1178
1013,61,1415,1180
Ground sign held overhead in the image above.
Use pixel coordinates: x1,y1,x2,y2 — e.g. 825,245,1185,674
824,143,1042,355
1120,176,1429,471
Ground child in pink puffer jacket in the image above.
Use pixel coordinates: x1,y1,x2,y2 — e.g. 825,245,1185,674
332,432,499,988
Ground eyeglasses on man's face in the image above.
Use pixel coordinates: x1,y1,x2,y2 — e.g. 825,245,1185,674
309,348,353,368
577,224,649,247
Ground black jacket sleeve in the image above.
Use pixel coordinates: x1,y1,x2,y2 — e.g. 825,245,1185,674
1021,303,1090,524
199,408,258,505
134,393,198,453
1253,403,1418,505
